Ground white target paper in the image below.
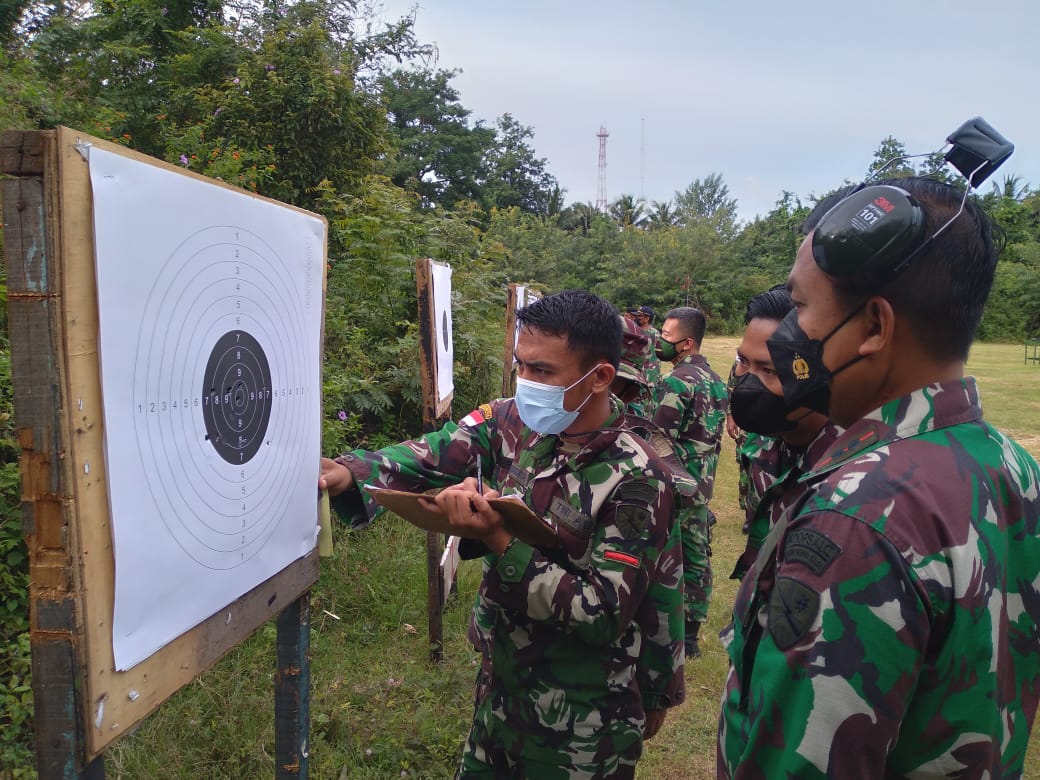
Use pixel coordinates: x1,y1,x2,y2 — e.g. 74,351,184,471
88,147,325,670
430,261,454,402
512,285,541,351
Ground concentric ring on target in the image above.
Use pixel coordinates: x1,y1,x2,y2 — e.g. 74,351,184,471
202,329,273,464
131,225,313,569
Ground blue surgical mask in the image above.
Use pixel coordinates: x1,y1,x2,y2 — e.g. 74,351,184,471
514,364,602,435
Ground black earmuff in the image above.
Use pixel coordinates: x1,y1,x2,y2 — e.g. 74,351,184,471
810,117,1014,283
811,184,927,280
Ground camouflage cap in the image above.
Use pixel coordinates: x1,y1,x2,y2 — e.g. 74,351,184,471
619,316,650,387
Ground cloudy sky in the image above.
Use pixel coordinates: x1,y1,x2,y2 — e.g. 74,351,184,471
375,0,1038,222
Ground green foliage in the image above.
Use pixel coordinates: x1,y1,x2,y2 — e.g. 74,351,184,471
673,172,739,238
317,175,503,447
480,112,559,218
0,296,32,774
380,67,495,209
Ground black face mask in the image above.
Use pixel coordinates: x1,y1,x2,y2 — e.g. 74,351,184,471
766,305,865,416
655,337,683,362
729,372,798,436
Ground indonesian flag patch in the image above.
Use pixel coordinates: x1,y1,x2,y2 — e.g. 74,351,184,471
460,403,494,429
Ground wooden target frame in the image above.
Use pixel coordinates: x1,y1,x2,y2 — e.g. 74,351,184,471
414,257,457,661
2,128,321,776
501,283,543,396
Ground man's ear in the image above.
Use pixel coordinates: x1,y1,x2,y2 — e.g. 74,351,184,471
860,296,895,357
591,363,616,392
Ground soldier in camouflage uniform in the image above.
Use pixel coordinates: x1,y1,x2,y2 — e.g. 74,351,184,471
718,177,1040,777
726,285,840,581
650,306,728,658
632,306,663,399
321,291,685,779
725,361,763,536
612,316,657,417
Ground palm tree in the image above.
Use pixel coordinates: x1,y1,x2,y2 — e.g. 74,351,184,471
557,201,598,235
609,194,647,228
991,174,1031,201
646,200,676,230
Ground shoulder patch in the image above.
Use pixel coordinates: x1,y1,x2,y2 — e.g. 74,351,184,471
479,402,494,421
615,504,651,540
615,480,658,505
767,577,820,651
783,528,841,576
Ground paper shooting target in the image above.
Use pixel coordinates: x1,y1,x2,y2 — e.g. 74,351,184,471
130,225,311,571
89,145,324,670
430,260,454,403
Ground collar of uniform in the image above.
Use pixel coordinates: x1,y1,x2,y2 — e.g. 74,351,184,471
677,352,706,366
800,377,982,481
555,395,625,456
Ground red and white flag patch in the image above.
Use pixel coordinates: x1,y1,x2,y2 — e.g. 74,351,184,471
459,409,485,428
459,403,494,429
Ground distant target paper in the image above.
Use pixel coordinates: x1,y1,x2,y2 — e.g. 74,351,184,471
430,261,454,402
512,285,540,350
88,147,325,670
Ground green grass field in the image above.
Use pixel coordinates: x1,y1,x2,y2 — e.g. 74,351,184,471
103,339,1040,779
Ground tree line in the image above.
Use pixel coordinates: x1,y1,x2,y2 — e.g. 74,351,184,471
1,1,1039,771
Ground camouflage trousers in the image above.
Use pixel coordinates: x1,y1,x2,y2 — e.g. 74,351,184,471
679,505,713,624
457,667,642,779
457,723,640,779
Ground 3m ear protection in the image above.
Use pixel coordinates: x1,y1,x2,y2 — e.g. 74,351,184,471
810,117,1014,282
811,184,926,279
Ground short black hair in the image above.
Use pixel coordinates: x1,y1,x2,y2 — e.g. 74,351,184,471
831,176,1003,361
662,306,707,346
745,284,793,324
517,290,622,368
801,184,862,235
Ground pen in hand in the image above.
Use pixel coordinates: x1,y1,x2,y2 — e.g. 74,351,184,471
475,457,484,497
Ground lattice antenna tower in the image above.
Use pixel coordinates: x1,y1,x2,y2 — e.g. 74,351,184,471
596,125,609,212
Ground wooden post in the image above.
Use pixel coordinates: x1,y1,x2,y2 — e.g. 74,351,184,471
415,258,456,662
2,129,101,780
275,594,310,779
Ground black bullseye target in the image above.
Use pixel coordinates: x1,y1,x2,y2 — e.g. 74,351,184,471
202,330,272,464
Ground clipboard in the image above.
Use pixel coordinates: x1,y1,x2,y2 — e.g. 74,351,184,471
367,487,559,548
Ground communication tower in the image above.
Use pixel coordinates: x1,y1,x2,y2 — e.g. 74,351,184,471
596,126,609,212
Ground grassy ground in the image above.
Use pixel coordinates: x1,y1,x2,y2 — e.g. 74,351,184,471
101,339,1040,779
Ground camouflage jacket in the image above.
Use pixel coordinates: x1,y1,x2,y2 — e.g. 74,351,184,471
735,432,778,515
718,378,1040,778
726,363,755,509
729,424,841,581
332,396,685,761
652,353,728,511
642,326,663,396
